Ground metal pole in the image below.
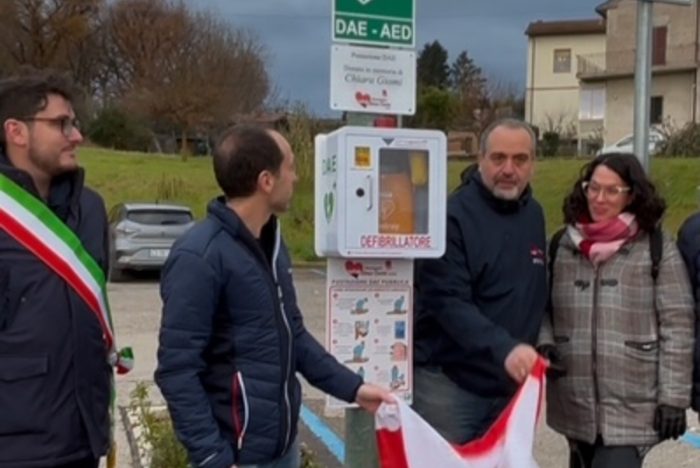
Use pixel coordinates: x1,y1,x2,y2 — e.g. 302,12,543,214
343,111,383,468
345,409,379,467
633,0,654,173
345,112,405,468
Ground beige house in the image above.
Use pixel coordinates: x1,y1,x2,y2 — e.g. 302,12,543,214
525,19,606,149
581,0,700,144
527,0,700,154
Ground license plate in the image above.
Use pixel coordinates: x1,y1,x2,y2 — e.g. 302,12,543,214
150,249,170,258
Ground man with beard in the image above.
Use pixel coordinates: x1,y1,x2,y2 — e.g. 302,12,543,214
412,118,548,444
0,72,116,467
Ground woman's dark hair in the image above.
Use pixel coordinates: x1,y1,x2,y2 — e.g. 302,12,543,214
562,152,666,232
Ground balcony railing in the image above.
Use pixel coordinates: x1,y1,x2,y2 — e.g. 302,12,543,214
577,44,698,79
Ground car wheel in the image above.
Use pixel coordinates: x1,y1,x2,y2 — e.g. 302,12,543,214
108,249,128,282
109,265,127,283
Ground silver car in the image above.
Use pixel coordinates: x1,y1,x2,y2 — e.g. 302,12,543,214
108,203,194,281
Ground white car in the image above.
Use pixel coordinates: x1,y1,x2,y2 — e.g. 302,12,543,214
598,130,665,156
108,203,195,281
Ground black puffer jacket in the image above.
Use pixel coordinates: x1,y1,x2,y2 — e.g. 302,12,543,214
414,167,547,398
0,152,111,467
156,198,363,467
678,212,700,412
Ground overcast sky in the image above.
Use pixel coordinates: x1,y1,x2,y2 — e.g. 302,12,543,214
193,0,599,116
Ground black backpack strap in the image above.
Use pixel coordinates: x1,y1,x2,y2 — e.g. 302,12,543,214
548,228,566,276
548,227,566,292
649,225,663,282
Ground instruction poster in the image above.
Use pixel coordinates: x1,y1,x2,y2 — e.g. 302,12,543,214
326,258,413,408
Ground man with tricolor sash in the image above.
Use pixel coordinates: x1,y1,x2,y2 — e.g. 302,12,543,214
0,72,130,468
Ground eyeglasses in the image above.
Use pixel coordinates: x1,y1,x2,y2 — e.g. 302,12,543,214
21,116,80,138
581,180,631,199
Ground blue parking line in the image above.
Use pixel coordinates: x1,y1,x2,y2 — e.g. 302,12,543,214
682,431,700,449
299,404,345,463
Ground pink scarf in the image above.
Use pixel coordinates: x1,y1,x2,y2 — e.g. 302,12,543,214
567,213,639,267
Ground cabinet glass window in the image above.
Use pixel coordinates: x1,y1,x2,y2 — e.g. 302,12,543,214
378,149,429,235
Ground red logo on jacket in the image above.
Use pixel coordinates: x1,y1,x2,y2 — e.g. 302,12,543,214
530,245,545,266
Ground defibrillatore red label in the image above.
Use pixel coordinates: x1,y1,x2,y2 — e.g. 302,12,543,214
359,234,433,249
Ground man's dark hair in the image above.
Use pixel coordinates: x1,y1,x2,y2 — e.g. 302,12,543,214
0,71,76,145
563,152,666,232
479,118,537,156
212,125,284,199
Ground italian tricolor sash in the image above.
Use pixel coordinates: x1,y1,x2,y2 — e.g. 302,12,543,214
0,172,133,374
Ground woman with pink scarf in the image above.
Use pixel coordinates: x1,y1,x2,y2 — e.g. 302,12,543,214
539,153,695,468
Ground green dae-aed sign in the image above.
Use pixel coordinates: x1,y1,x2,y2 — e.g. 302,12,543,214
333,0,415,48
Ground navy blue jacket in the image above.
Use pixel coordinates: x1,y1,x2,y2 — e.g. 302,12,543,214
155,198,363,468
0,153,111,467
414,167,547,397
677,212,700,411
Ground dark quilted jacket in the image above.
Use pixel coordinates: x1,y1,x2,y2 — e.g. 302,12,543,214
155,197,363,467
0,152,112,467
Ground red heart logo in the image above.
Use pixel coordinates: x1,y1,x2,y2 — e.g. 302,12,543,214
345,260,364,278
355,92,371,108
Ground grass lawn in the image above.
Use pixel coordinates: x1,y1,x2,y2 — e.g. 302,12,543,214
78,147,700,262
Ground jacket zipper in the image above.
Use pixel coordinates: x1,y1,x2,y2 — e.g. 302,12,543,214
591,267,601,436
231,371,250,451
271,224,293,453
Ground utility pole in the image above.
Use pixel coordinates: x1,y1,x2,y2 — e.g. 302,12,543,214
633,0,653,172
329,1,417,466
634,0,693,172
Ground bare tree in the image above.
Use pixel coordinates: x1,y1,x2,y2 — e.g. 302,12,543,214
472,78,526,136
449,51,487,130
0,0,103,89
101,0,270,155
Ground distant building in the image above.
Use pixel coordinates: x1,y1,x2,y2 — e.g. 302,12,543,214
526,0,700,154
584,0,700,144
525,18,606,153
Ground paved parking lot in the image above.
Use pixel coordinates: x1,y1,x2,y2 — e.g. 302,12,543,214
108,268,700,467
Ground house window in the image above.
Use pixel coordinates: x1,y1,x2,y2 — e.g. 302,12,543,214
579,88,606,120
652,26,667,66
650,96,663,124
553,49,572,73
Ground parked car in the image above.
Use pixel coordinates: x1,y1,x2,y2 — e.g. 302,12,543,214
108,203,194,281
597,129,665,156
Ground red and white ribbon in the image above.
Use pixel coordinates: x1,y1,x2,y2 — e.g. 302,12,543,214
376,359,546,468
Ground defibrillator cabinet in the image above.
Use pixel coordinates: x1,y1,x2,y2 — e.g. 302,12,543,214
315,126,447,258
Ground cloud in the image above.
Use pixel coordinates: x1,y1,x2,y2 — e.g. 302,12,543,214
192,0,599,115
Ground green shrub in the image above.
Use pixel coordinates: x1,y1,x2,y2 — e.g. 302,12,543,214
658,123,700,157
129,383,188,468
87,107,152,152
541,131,560,157
300,443,324,468
284,109,316,186
128,382,323,467
154,175,188,202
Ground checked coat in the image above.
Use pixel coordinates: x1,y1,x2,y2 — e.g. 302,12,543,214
540,230,694,446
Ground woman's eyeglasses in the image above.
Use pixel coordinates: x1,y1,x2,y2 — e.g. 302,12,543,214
581,180,631,200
